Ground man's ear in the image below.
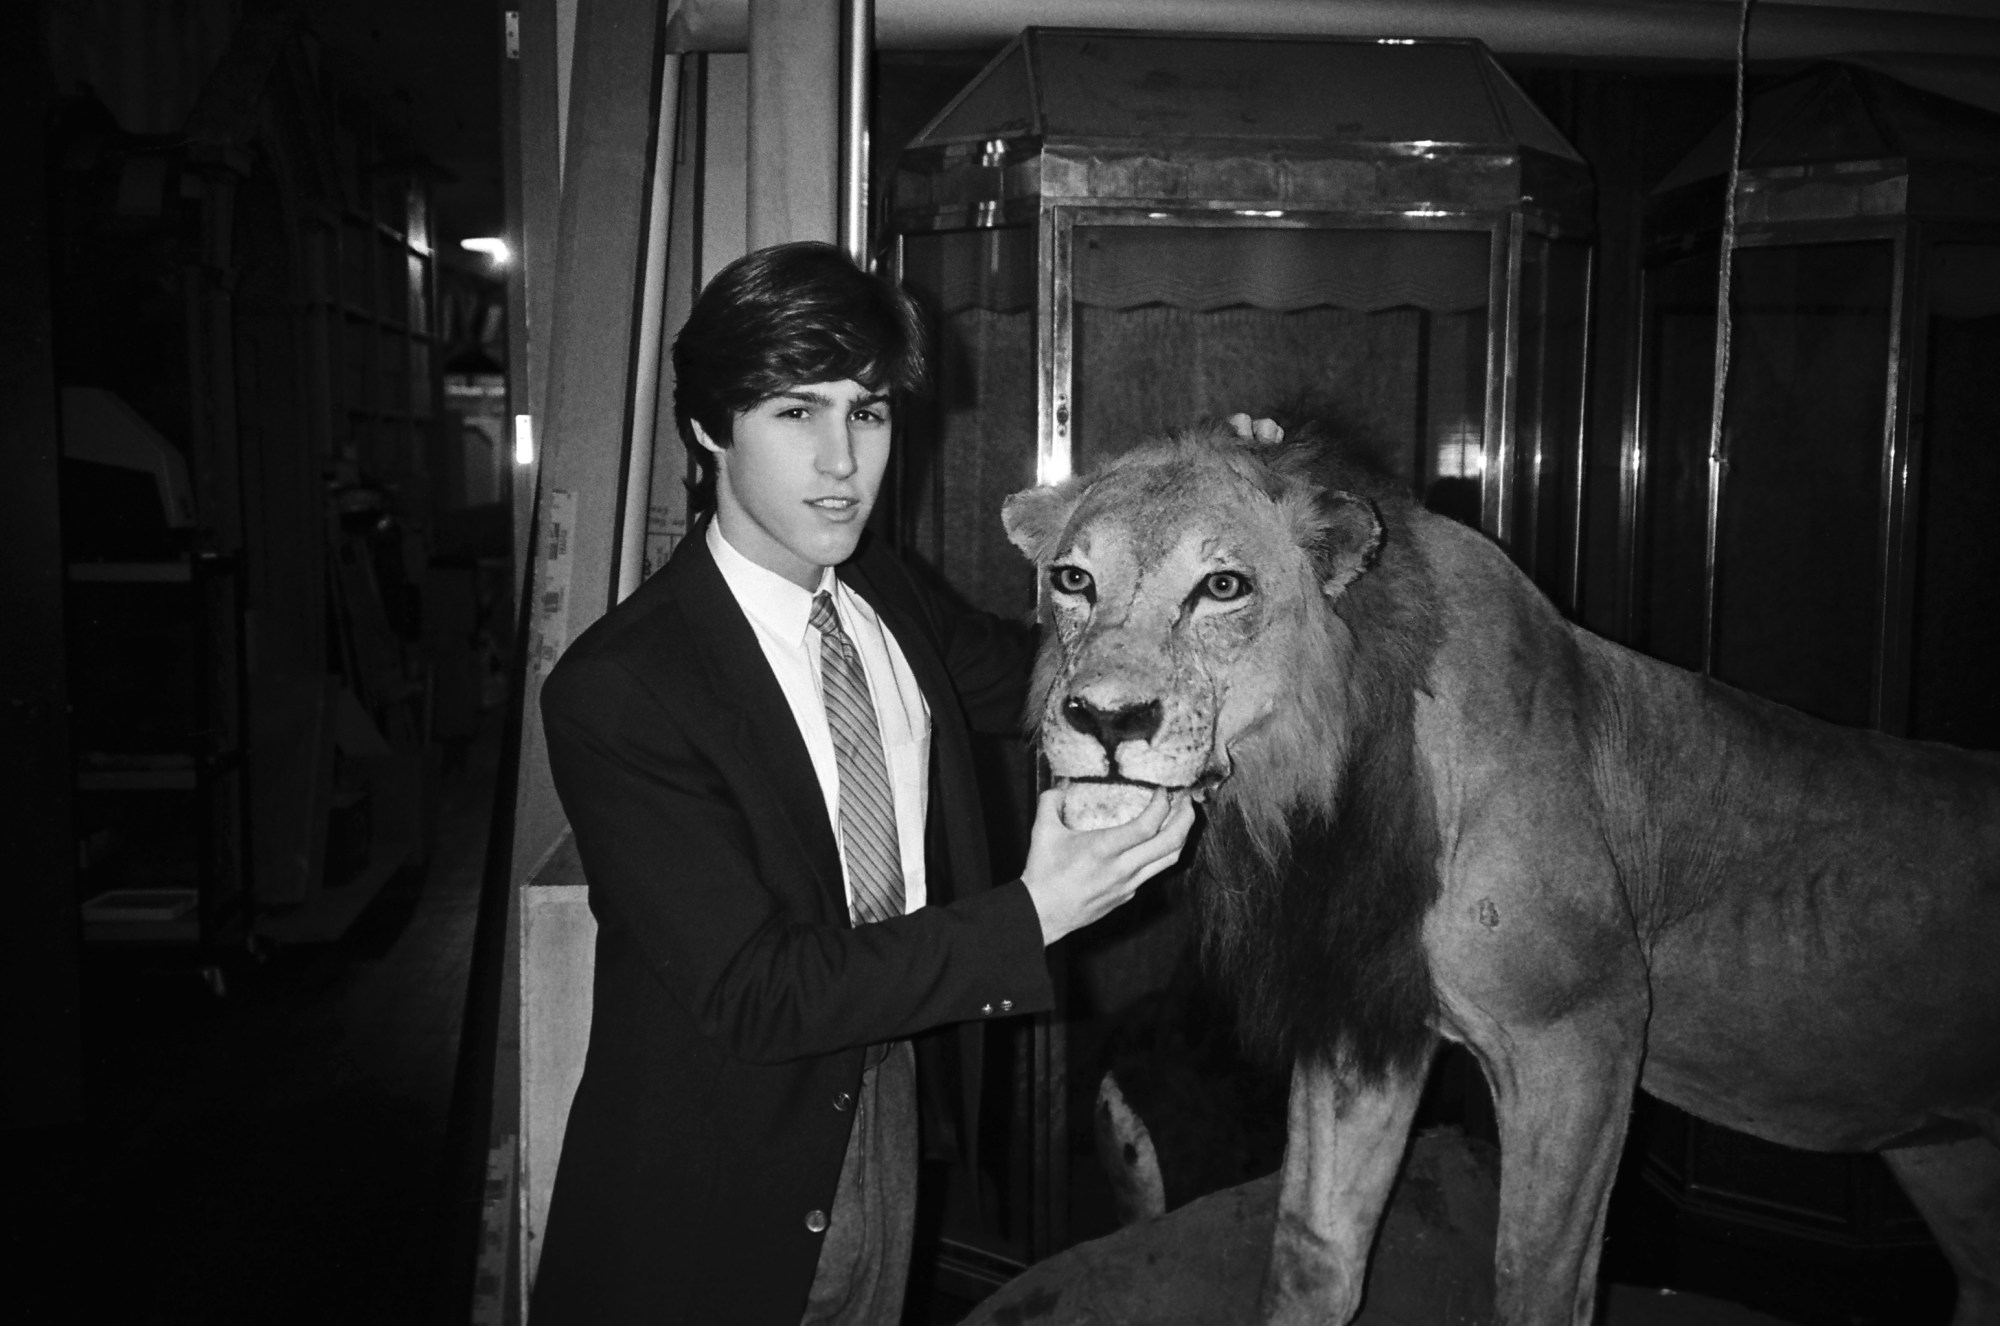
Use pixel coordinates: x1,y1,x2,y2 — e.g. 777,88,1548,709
690,419,725,456
1318,492,1384,602
1002,480,1083,564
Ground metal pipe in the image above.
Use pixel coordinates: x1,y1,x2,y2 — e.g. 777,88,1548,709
840,0,873,263
616,55,683,604
667,0,2000,61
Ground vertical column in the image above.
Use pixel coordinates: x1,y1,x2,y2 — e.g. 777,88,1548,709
508,0,672,1299
747,0,839,250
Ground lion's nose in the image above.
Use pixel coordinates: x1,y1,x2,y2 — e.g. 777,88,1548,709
1062,696,1163,750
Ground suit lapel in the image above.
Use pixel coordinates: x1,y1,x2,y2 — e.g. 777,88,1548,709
667,531,845,909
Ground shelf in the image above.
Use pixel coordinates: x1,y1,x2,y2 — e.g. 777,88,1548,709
81,887,201,946
68,560,193,583
79,768,198,791
76,750,239,790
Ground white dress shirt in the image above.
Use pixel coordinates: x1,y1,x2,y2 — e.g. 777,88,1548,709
707,520,931,914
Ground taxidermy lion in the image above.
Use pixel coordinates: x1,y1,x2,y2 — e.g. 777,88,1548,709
1001,421,2000,1326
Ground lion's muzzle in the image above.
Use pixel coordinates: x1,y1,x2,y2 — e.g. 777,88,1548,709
1061,696,1164,750
1053,695,1172,829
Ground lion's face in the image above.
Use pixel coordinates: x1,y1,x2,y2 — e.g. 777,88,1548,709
1003,427,1382,829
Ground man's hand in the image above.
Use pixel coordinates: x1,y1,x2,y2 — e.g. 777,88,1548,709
1225,413,1284,444
1020,787,1197,945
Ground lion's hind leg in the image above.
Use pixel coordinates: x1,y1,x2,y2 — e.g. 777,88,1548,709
1884,1133,2000,1326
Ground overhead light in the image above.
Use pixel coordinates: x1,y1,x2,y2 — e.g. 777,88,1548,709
462,236,512,265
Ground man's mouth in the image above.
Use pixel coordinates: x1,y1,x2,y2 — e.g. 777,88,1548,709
808,496,859,511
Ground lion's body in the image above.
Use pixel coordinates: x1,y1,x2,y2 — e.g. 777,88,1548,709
1003,424,2000,1326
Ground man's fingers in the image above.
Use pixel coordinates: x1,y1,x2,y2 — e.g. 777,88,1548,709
1225,412,1254,438
1082,787,1170,848
1117,798,1196,874
1252,417,1284,443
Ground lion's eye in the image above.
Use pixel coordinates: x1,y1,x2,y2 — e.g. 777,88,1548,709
1201,571,1252,601
1050,565,1095,598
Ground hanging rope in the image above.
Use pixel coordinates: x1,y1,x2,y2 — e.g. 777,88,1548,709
1702,0,1755,676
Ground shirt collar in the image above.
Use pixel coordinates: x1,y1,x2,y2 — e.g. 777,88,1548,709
707,518,837,648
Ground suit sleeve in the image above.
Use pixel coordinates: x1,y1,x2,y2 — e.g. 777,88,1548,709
542,650,1054,1066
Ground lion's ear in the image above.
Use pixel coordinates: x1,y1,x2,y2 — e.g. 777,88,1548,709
1002,481,1083,563
1317,493,1384,602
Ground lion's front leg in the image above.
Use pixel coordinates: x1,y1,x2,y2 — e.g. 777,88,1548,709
1259,1052,1430,1326
1482,1019,1642,1325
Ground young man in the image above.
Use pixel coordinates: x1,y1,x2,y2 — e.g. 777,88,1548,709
531,242,1195,1324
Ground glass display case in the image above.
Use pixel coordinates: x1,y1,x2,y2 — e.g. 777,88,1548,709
887,27,1595,1278
892,29,1594,619
1630,59,2000,1252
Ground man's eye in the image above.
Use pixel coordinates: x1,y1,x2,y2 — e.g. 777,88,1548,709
1201,571,1251,601
1050,566,1094,596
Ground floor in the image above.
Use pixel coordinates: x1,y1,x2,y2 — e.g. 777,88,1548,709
24,721,503,1325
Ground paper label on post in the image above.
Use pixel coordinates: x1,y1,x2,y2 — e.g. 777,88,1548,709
531,488,578,682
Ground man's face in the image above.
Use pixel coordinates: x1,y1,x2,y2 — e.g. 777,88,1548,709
696,379,892,589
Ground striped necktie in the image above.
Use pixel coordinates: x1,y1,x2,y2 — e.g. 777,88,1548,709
810,591,904,926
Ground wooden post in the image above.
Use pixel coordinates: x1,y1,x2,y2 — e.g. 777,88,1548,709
506,0,676,1297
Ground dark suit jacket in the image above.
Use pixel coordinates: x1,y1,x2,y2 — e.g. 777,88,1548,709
529,526,1054,1325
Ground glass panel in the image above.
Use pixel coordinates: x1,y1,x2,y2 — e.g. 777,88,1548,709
1712,241,1893,726
1638,244,1718,671
381,327,410,410
1515,237,1591,607
1911,241,2000,748
380,237,405,327
1068,227,1491,519
341,222,371,312
410,340,432,416
898,227,1039,620
345,319,373,410
408,252,429,330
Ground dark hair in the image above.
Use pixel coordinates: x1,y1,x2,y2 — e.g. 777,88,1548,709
672,241,927,511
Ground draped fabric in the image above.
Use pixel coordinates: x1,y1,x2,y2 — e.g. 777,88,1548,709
899,226,1499,620
920,225,1492,317
1073,304,1487,480
1074,227,1491,315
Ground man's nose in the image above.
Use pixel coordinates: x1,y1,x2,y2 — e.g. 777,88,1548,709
815,420,857,478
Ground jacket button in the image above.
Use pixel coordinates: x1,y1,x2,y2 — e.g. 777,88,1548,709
981,1003,994,1015
806,1209,828,1233
832,1091,853,1112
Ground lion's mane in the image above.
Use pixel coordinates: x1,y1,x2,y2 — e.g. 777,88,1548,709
1189,432,1447,1084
